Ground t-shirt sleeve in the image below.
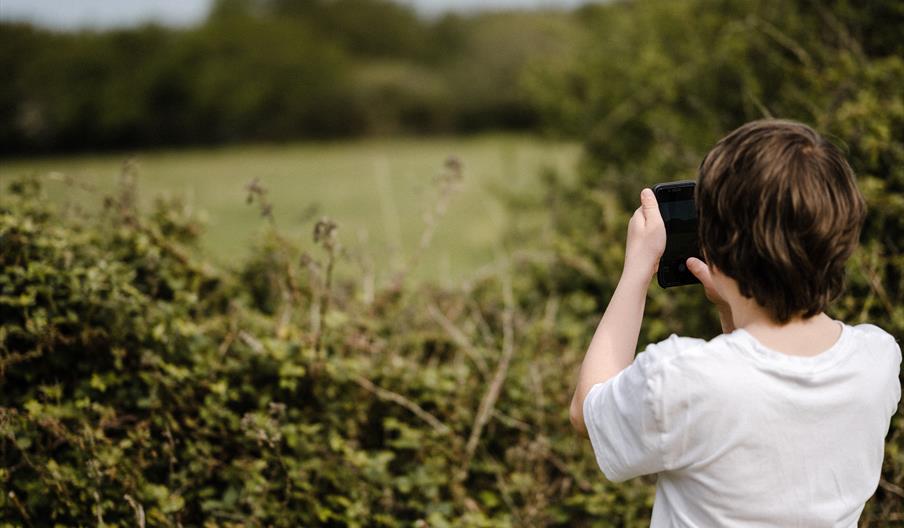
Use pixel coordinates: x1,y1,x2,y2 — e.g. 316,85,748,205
883,334,902,419
581,334,703,482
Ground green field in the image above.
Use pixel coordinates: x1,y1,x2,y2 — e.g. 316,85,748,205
0,134,579,285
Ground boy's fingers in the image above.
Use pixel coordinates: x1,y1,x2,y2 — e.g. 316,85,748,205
631,206,643,222
686,257,712,285
640,188,661,223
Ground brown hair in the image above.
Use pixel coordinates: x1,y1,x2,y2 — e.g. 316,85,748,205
696,119,866,323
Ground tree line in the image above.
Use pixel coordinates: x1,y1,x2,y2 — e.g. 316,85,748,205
1,0,579,154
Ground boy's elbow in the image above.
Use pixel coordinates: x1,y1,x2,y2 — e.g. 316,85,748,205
569,395,587,435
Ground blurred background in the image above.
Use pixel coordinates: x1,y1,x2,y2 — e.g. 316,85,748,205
1,0,588,283
1,0,902,526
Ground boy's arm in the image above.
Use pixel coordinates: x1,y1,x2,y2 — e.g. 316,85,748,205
569,189,665,435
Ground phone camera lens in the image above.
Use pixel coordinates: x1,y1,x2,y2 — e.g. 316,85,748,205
678,262,687,272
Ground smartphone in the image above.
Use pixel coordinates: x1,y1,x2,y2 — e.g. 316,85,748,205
652,181,701,288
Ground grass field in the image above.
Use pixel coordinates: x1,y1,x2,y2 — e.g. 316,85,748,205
0,134,579,285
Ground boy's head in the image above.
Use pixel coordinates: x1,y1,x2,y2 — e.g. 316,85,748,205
696,119,866,323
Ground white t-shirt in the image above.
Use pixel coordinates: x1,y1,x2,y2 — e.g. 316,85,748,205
583,322,902,527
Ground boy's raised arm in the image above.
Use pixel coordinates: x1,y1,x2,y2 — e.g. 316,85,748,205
569,189,665,434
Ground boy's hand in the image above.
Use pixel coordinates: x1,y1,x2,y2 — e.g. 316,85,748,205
624,188,666,277
686,257,727,307
687,256,735,333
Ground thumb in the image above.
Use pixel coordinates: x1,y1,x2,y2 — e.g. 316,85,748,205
640,188,661,222
686,257,713,286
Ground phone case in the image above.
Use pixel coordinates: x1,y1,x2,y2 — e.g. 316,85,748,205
652,181,701,288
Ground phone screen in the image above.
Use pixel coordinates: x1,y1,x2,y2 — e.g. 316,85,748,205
654,182,701,287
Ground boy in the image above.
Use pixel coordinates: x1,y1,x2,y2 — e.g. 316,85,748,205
569,119,901,526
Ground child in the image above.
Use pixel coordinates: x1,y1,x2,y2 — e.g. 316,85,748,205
569,119,901,526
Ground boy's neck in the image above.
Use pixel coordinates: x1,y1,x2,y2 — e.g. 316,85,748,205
732,302,842,357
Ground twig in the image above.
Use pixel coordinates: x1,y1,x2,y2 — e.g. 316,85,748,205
279,245,304,308
245,179,304,312
0,349,43,380
389,156,462,290
217,306,239,357
8,491,32,526
124,494,146,528
879,478,904,499
239,331,265,355
491,409,531,432
302,255,323,345
427,304,489,376
813,5,865,61
545,448,593,493
746,87,774,119
94,490,104,526
467,299,496,349
354,376,451,435
493,470,522,524
746,15,814,68
112,162,208,277
275,289,293,339
311,218,338,355
317,247,335,352
163,423,177,485
459,263,516,478
532,295,559,433
864,263,894,315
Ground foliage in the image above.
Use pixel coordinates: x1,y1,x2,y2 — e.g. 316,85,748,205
1,169,660,526
1,0,902,526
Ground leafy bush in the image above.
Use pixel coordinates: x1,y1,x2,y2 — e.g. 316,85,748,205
0,167,658,526
1,0,901,525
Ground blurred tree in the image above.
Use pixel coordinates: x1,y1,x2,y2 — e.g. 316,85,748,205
0,0,578,153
